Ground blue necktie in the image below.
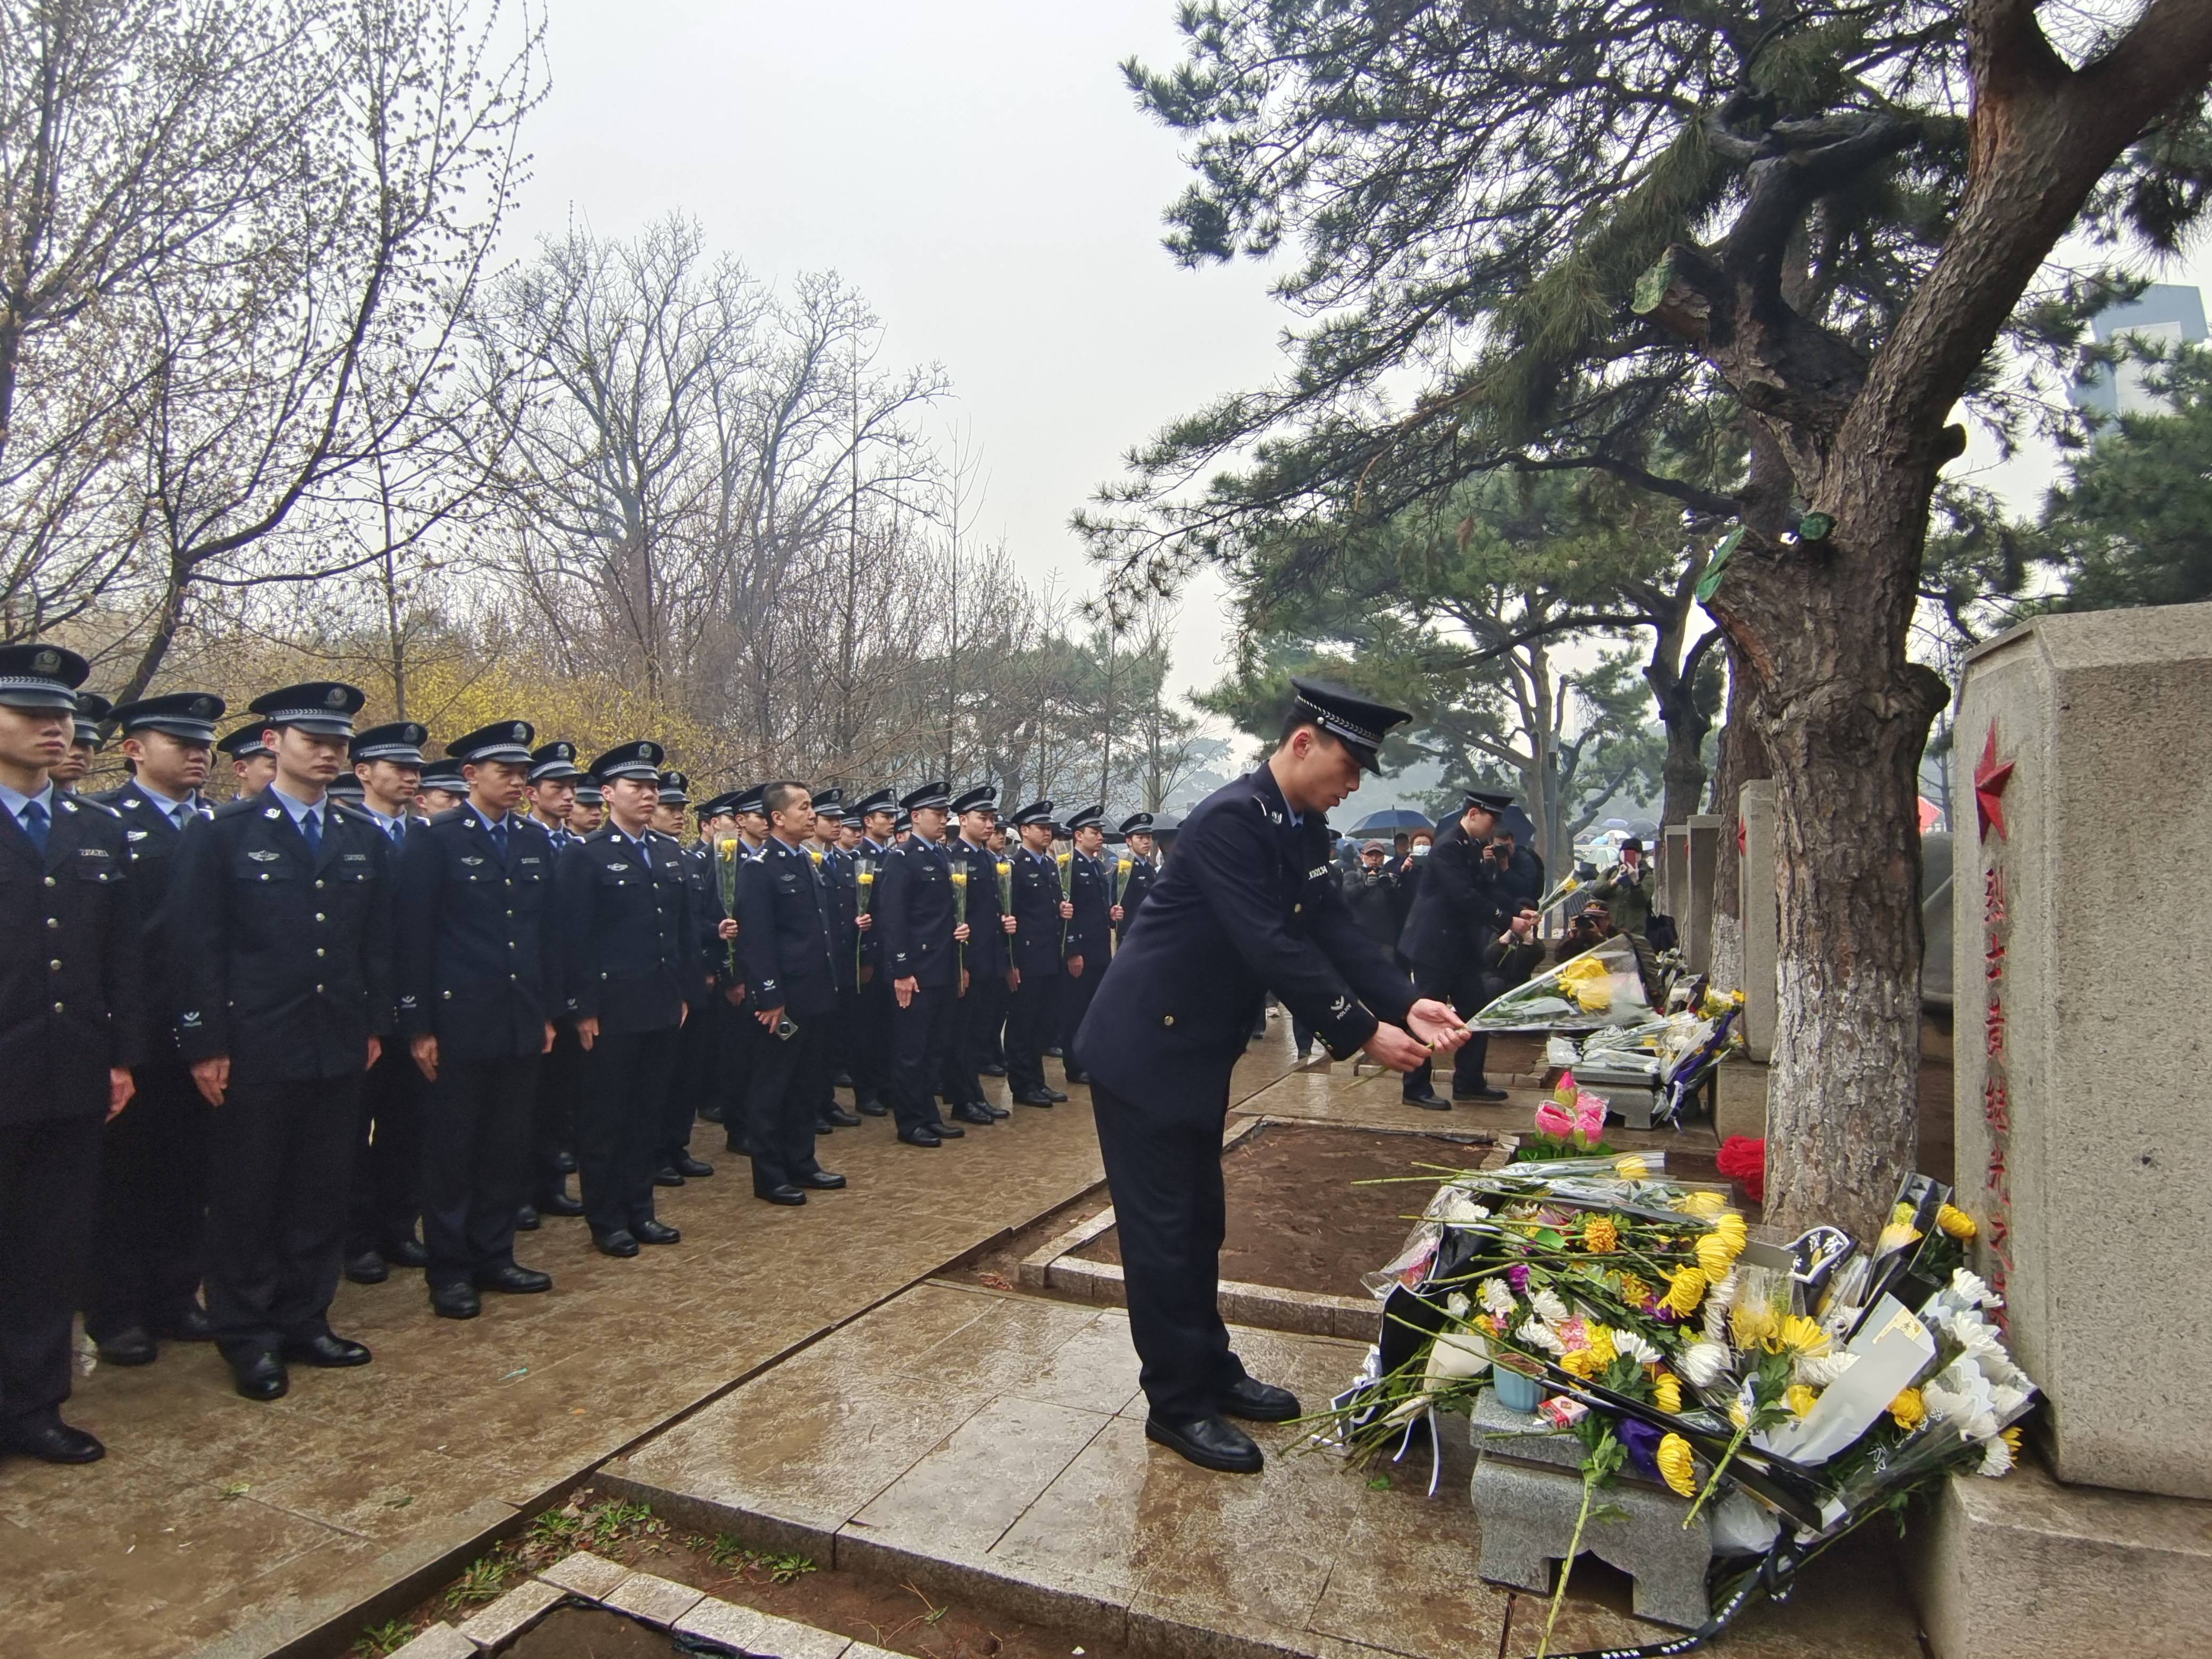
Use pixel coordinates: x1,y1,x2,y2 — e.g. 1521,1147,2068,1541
390,816,405,844
302,808,322,858
491,818,509,859
21,799,50,854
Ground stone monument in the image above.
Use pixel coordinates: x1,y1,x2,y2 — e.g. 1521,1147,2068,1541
1918,602,2212,1657
1685,814,1721,974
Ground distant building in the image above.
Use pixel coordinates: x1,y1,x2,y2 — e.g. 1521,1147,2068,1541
2071,283,2207,426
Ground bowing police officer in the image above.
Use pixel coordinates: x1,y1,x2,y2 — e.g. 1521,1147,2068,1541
1115,814,1159,943
735,781,850,1204
53,691,111,791
0,644,143,1464
395,721,559,1318
345,720,432,1283
875,781,968,1146
171,682,396,1402
554,743,699,1257
942,784,1012,1126
1398,787,1524,1108
847,789,899,1117
1071,678,1468,1473
85,690,224,1367
1003,800,1070,1108
220,723,277,798
1057,806,1111,1084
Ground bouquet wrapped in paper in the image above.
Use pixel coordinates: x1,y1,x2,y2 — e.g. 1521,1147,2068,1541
950,866,968,976
1468,934,1653,1030
854,858,877,978
995,857,1013,916
715,837,743,978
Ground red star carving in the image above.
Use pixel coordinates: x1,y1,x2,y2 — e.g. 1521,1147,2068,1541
1974,722,2016,843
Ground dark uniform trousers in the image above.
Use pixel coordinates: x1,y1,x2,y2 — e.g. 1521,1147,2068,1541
1056,963,1101,1063
579,1027,681,1236
534,1023,582,1204
207,1075,364,1363
349,1046,423,1254
85,1059,208,1342
946,970,1007,1102
421,1055,538,1290
1403,958,1493,1097
719,999,760,1153
851,970,894,1108
744,1016,828,1191
1004,970,1057,1095
1090,1084,1247,1421
661,992,715,1164
1,1118,103,1428
890,986,957,1132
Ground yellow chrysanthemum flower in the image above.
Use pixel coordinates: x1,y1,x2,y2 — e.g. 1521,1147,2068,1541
1582,1215,1619,1253
1585,1324,1618,1365
1558,1347,1601,1379
1614,1154,1650,1182
2000,1426,2023,1455
1728,1398,1749,1430
1777,1314,1831,1358
1675,1190,1728,1217
1710,1212,1747,1249
1652,1371,1682,1413
1890,1388,1927,1432
1877,1221,1923,1254
1695,1232,1740,1280
1787,1384,1819,1418
1656,1433,1697,1497
1937,1204,1978,1241
1615,1272,1652,1307
1661,1265,1706,1317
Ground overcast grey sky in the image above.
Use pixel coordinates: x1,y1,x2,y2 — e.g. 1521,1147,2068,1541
504,1,1284,706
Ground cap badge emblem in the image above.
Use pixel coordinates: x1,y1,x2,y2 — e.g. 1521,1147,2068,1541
637,743,649,758
325,687,346,707
193,698,213,716
33,648,58,673
512,724,526,741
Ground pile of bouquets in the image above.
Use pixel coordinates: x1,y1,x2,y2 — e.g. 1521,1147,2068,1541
1470,934,1654,1031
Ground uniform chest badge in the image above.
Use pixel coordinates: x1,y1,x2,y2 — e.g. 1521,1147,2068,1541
607,861,631,872
248,849,282,862
460,855,485,866
125,829,149,842
343,852,367,862
1309,865,1332,881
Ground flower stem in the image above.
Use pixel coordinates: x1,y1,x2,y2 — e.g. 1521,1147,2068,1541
1538,1470,1598,1659
1682,1422,1748,1529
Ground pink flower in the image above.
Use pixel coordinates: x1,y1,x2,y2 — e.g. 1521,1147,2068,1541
1535,1099,1575,1137
1571,1092,1607,1145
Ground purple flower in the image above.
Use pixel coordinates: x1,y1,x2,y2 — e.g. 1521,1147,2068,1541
1507,1264,1530,1293
1617,1417,1662,1480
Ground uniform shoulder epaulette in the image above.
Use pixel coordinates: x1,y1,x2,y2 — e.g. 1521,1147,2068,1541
429,805,471,826
584,823,615,841
60,793,120,818
213,794,262,820
329,800,379,825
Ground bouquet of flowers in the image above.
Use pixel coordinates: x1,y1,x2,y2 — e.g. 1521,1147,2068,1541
1057,848,1074,952
1512,1074,1621,1161
1468,934,1654,1031
995,856,1013,918
715,837,743,978
854,858,876,979
1316,1162,2033,1655
950,865,968,978
1536,872,1585,915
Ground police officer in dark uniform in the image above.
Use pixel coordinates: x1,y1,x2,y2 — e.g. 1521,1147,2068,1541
0,644,143,1463
941,783,1011,1126
875,781,969,1146
1072,678,1468,1472
651,769,717,1186
522,741,587,1227
569,779,605,834
847,787,898,1116
806,791,864,1127
417,757,466,816
554,742,699,1257
53,690,111,791
1057,806,1111,1083
1113,812,1158,944
220,722,277,798
1398,787,1521,1108
395,721,560,1318
85,691,224,1367
1003,799,1069,1108
712,784,768,1156
735,781,849,1203
172,682,396,1401
344,720,432,1282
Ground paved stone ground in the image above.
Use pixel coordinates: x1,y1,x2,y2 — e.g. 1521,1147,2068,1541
3,1035,1299,1659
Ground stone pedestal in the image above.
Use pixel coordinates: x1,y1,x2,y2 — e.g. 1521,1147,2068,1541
1662,824,1690,931
1736,781,1777,1063
1685,815,1720,974
1953,604,2212,1499
1713,1060,1767,1142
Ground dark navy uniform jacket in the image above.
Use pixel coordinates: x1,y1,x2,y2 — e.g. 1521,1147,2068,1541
677,840,722,1009
736,836,839,1018
816,843,860,992
1397,813,1510,976
171,794,395,1083
1073,765,1414,1117
876,834,958,989
393,807,560,1062
947,835,1008,978
553,825,700,1035
1114,853,1155,944
1065,850,1111,965
852,837,896,975
102,779,210,1058
1008,845,1063,980
0,791,144,1123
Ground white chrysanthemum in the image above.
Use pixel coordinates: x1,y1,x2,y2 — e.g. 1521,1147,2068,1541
1480,1278,1516,1320
1614,1330,1662,1367
1445,1291,1472,1321
1978,1434,2016,1477
1529,1288,1570,1325
1679,1340,1731,1388
1942,1310,2007,1361
1924,1365,1999,1441
1434,1187,1493,1224
1516,1318,1566,1355
1794,1351,1858,1388
1705,1269,1742,1312
1988,1381,2032,1420
1949,1267,2001,1311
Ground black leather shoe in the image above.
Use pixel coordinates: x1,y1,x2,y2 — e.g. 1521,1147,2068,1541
814,1118,835,1135
922,1118,965,1138
951,1102,995,1126
897,1126,943,1147
756,1185,807,1206
826,1106,861,1127
96,1328,157,1367
1144,1413,1262,1473
856,1097,889,1118
1221,1376,1303,1422
1402,1089,1452,1110
698,1103,725,1124
633,1219,681,1245
232,1352,289,1401
986,1102,1011,1119
161,1304,214,1343
980,1062,1007,1077
515,1204,541,1231
343,1249,388,1285
724,1136,753,1157
555,1150,578,1174
1043,1086,1069,1103
652,1166,686,1187
538,1190,584,1217
284,1333,372,1368
672,1152,715,1178
1,1418,106,1463
1063,1068,1092,1085
796,1169,847,1190
1044,1044,1063,1058
430,1284,482,1320
831,1070,854,1088
1453,1084,1510,1102
384,1236,429,1269
474,1264,552,1294
1015,1090,1058,1108
594,1230,640,1258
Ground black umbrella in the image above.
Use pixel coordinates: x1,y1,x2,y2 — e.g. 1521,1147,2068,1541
1495,802,1538,845
1347,807,1432,835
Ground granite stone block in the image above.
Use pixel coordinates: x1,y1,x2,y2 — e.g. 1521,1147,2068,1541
454,1577,564,1647
388,1626,476,1659
602,1569,706,1627
535,1549,632,1600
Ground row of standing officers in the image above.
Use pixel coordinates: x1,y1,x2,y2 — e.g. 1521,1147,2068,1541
0,644,1163,1463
